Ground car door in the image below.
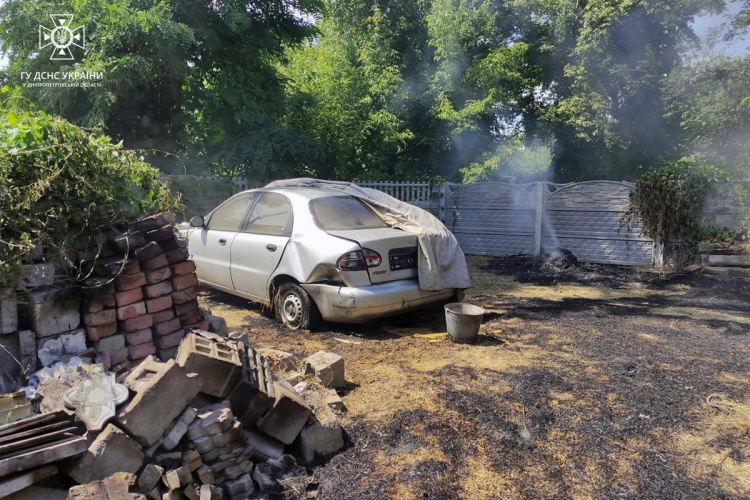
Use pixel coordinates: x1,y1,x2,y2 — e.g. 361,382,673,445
189,193,256,290
230,192,293,301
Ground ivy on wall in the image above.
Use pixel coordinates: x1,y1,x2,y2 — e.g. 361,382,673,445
623,155,727,266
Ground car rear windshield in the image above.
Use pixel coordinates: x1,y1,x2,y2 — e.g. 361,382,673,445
309,196,388,231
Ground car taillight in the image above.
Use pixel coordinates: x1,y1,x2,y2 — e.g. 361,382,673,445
336,249,382,271
362,248,382,267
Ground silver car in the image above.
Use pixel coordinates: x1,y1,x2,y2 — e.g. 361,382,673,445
183,186,457,330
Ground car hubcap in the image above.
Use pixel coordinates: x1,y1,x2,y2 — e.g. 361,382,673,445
282,293,303,328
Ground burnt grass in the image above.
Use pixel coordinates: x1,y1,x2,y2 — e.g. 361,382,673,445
200,257,750,499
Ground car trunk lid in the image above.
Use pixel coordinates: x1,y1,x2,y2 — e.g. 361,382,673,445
327,227,419,284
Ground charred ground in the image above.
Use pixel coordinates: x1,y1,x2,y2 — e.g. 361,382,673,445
199,256,750,499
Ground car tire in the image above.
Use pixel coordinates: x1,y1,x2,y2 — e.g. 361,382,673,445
274,283,321,331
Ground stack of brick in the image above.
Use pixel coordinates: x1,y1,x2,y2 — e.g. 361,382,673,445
81,212,208,367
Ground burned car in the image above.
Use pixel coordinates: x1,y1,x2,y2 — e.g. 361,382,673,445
181,186,458,329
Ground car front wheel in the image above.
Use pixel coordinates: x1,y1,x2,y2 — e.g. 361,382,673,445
274,283,321,331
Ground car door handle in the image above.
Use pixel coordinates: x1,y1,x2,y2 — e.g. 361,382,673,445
266,244,277,252
218,239,227,246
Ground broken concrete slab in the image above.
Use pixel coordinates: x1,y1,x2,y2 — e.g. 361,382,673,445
61,329,87,356
176,332,241,398
38,336,63,367
256,379,312,445
61,424,144,484
117,357,203,447
138,464,164,493
251,455,306,493
295,404,344,463
303,351,345,388
162,466,191,491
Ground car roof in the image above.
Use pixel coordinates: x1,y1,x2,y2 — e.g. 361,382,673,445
253,186,349,200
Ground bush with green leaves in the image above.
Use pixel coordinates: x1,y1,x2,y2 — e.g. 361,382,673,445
623,156,727,266
0,103,181,286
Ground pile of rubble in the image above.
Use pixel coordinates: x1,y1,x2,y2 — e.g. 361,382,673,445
0,329,348,499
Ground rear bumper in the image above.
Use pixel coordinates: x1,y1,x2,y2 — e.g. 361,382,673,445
301,280,456,323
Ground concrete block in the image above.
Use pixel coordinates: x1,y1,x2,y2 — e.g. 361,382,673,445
172,274,198,291
304,351,345,388
165,248,189,264
199,484,222,500
229,348,276,429
256,379,312,445
38,336,63,367
0,288,18,334
17,262,56,289
152,309,175,324
244,429,284,461
154,317,181,337
176,332,242,398
155,329,185,350
133,241,163,262
118,300,147,320
62,424,144,484
170,261,197,277
94,334,125,353
147,295,173,314
162,406,198,450
117,357,203,446
122,314,154,333
162,466,191,491
258,348,299,373
174,299,199,317
61,329,87,355
138,464,164,492
142,254,169,273
129,341,157,360
195,465,215,485
116,272,148,292
171,287,198,305
115,287,144,307
145,281,173,299
125,327,153,346
18,329,36,371
295,404,344,463
26,290,81,338
206,314,228,337
86,322,118,342
324,389,345,411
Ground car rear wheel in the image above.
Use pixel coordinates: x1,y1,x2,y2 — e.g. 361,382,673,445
274,283,321,331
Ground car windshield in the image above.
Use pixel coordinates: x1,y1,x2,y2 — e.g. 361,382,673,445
309,196,388,230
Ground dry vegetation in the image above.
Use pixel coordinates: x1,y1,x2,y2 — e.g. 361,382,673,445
199,256,750,499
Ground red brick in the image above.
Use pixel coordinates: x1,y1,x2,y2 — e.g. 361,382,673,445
146,226,175,242
153,317,181,337
133,212,175,232
86,279,115,297
117,301,147,320
152,308,175,324
159,239,180,253
122,314,154,333
174,299,199,317
165,248,189,264
84,309,116,327
145,266,172,285
86,322,118,342
125,328,153,346
115,287,144,307
171,273,198,291
84,295,115,313
116,273,147,292
129,342,157,360
133,241,163,262
142,254,169,273
101,347,129,367
179,309,203,327
171,287,197,305
170,261,196,277
146,295,173,314
144,281,172,299
155,329,185,350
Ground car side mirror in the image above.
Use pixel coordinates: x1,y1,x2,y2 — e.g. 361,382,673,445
189,216,205,228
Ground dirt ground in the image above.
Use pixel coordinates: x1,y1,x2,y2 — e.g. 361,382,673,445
198,256,750,500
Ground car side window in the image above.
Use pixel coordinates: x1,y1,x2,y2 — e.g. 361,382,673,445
208,194,256,231
242,193,293,236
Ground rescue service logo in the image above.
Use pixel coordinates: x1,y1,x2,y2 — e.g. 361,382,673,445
39,14,85,61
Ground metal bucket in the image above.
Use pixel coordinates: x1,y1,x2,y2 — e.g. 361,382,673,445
444,303,485,344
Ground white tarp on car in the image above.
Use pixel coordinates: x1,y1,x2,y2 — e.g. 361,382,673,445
266,178,471,291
